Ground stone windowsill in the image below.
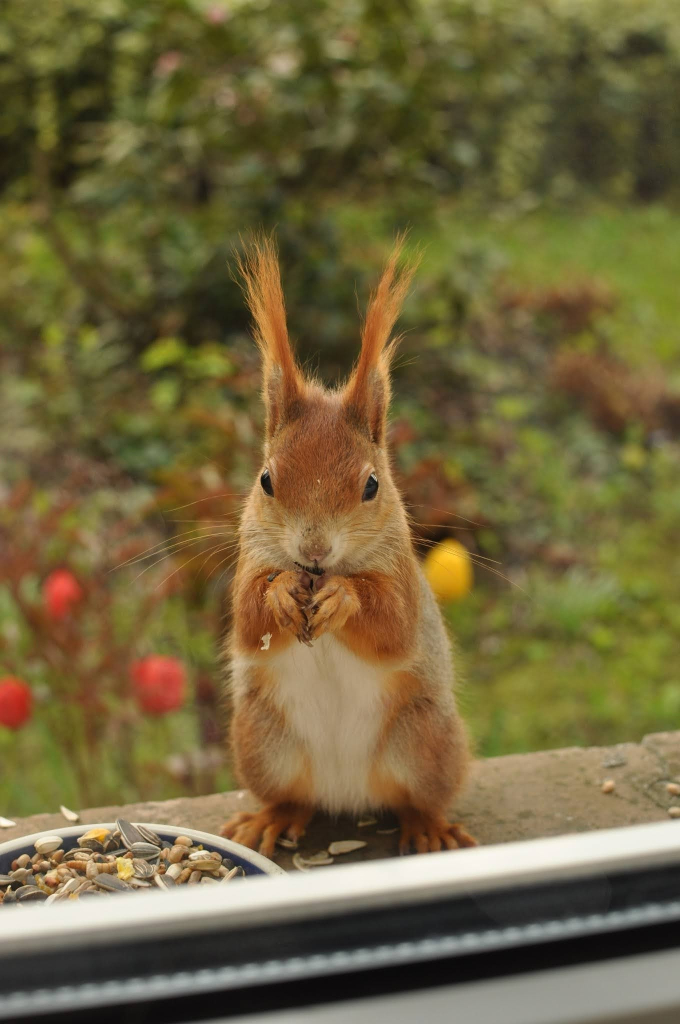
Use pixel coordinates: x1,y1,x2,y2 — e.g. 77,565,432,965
2,731,678,871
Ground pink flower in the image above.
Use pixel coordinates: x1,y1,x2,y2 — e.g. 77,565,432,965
154,51,184,78
206,4,229,25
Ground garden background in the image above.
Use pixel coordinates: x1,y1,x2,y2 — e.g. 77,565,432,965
2,0,680,817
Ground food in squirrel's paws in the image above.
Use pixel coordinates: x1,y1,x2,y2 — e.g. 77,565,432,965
222,234,476,856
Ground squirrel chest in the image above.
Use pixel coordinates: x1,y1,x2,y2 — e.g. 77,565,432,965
269,634,387,814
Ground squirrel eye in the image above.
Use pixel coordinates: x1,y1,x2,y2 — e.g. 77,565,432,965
362,472,379,502
260,469,274,497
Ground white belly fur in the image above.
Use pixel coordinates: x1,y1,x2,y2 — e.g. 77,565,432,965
269,634,386,814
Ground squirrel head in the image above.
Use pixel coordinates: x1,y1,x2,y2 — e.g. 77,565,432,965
236,235,418,574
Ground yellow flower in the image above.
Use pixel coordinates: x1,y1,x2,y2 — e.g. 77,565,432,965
423,539,473,602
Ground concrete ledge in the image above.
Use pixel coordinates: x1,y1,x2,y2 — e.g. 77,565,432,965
3,731,678,870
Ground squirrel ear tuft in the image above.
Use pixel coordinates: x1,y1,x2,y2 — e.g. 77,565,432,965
343,234,420,444
235,234,303,437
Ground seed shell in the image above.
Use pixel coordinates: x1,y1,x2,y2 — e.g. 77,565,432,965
300,852,334,866
276,836,299,850
327,840,367,856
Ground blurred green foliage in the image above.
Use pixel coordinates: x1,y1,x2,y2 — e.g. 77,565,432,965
1,0,680,815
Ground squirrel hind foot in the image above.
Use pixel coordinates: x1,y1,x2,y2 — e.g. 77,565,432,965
397,809,477,855
220,803,313,859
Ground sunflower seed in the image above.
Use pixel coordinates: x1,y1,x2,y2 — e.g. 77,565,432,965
130,842,161,860
93,873,132,893
137,825,162,847
0,817,16,828
132,859,155,879
59,805,80,823
154,873,176,890
292,853,310,872
15,886,47,903
117,819,145,849
357,817,378,828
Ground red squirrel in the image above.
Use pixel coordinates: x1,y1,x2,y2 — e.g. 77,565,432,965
221,236,476,855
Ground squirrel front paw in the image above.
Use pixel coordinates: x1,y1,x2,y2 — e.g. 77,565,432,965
306,575,361,640
265,570,313,644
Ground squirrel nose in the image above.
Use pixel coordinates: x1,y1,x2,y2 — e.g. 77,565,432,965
300,545,331,565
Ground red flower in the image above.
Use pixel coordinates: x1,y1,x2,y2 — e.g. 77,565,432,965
131,656,186,715
43,570,83,621
0,678,33,730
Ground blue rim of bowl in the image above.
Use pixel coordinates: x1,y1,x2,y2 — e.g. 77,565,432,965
0,822,285,877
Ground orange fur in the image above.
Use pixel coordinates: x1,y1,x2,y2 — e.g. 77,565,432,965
223,236,474,855
344,234,421,443
234,235,304,438
310,568,418,662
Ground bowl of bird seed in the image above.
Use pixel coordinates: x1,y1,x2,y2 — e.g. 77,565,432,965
0,818,284,907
